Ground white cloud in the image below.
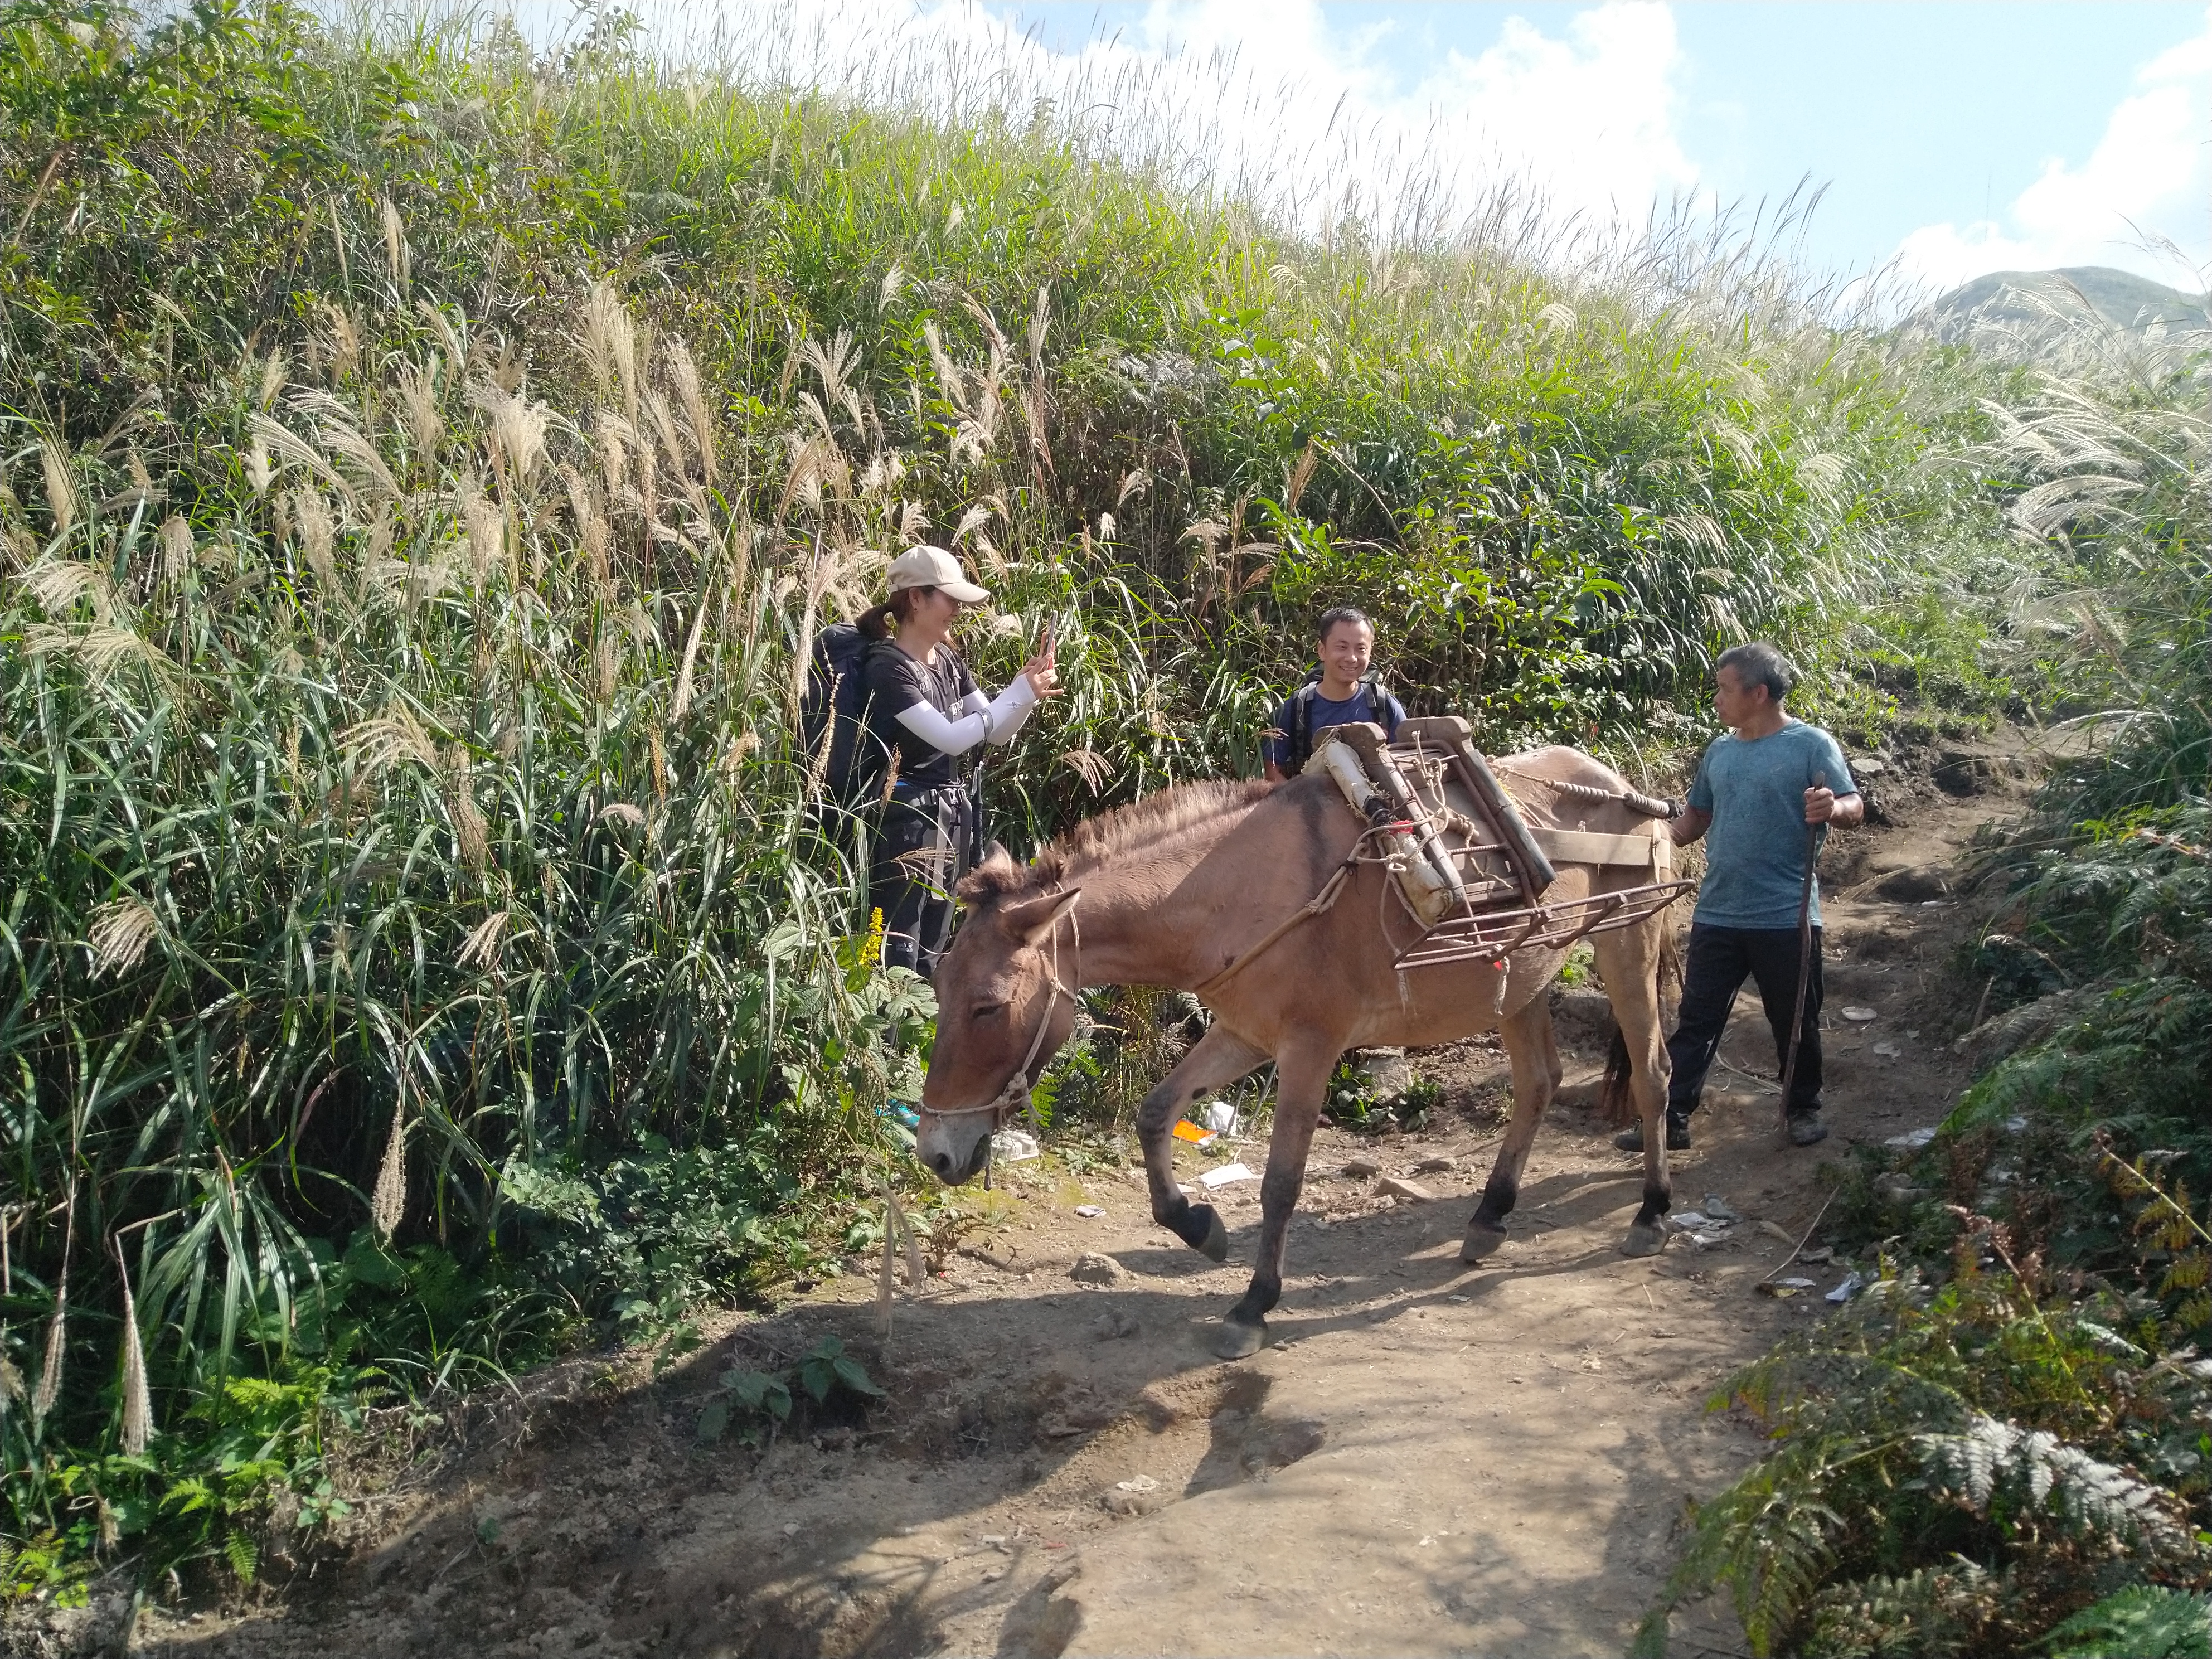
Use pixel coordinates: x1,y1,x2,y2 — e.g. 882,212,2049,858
1894,10,2212,293
1395,4,1698,215
539,0,1699,241
1083,1,1699,227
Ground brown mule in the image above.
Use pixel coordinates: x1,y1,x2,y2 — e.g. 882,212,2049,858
914,748,1679,1361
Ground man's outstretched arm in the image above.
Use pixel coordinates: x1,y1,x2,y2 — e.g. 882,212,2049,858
1670,806,1713,846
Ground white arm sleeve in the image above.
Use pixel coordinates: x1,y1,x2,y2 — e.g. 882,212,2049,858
980,675,1037,744
895,677,1037,756
895,701,989,756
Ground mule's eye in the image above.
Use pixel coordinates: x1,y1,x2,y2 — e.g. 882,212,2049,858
973,1001,1005,1021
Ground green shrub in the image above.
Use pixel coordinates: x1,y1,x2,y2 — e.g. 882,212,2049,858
1636,1257,2212,1657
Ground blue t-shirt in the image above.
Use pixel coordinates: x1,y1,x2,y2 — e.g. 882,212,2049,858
1263,682,1407,771
1687,720,1856,929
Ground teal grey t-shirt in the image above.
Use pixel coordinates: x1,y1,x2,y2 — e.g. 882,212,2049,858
1687,720,1856,929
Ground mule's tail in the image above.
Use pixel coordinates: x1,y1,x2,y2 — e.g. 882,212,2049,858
1599,923,1682,1126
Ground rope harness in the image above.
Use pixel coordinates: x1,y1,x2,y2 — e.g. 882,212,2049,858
1191,752,1684,998
1497,767,1684,822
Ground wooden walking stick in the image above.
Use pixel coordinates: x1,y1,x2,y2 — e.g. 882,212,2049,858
1778,770,1826,1134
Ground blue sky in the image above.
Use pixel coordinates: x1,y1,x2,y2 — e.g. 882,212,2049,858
978,2,2212,295
1667,3,2197,263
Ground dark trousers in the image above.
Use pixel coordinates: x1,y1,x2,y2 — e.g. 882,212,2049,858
869,786,974,977
1666,923,1823,1120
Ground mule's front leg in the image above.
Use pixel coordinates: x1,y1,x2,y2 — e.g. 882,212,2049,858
1136,1023,1269,1264
1216,1044,1335,1360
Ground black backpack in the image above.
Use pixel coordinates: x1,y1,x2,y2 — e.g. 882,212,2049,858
801,622,879,805
1282,667,1391,775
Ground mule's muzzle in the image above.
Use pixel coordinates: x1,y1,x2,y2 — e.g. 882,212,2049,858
918,1114,993,1186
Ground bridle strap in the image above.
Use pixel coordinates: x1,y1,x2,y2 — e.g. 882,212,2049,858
916,892,1082,1134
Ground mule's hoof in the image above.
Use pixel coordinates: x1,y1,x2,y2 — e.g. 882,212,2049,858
1619,1222,1668,1259
1460,1221,1509,1263
1196,1205,1229,1263
1213,1316,1265,1360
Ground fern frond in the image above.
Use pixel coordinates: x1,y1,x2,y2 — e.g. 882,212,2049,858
1804,1561,1998,1659
2045,1584,2211,1659
1642,1430,1856,1656
1918,1413,2189,1551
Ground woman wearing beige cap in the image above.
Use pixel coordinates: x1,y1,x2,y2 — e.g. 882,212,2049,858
857,545,1058,975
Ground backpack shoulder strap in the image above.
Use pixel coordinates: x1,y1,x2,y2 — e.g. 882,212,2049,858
1361,671,1393,716
1288,681,1320,766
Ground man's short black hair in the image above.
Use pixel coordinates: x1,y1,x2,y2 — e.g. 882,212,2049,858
1716,641,1797,703
1316,606,1372,643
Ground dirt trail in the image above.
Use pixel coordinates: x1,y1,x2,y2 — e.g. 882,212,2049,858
106,735,2035,1659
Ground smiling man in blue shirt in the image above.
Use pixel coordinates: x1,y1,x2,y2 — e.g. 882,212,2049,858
1616,642,1863,1153
1262,607,1407,779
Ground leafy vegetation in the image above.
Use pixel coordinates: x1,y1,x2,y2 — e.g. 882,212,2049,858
694,1333,882,1450
0,0,2054,1609
1636,1231,2212,1656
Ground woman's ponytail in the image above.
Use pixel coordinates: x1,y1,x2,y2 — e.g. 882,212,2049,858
856,585,934,641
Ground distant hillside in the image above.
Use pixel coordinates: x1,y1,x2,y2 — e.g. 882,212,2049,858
1925,265,2206,342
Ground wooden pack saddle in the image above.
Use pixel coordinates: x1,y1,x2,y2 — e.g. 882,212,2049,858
1313,716,1692,970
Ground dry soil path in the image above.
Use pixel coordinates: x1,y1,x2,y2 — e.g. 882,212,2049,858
98,736,2031,1659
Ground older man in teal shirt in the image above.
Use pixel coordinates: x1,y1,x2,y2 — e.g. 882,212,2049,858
1616,642,1864,1153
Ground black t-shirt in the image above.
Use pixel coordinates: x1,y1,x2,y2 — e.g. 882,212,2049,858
861,639,979,790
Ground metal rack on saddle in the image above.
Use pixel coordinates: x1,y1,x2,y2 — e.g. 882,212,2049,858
1316,716,1695,968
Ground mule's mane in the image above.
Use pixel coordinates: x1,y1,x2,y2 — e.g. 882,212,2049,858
960,778,1275,905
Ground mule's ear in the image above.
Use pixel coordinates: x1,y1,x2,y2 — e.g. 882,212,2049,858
996,886,1081,948
957,841,1022,906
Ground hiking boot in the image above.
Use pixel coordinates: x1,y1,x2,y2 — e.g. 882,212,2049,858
1786,1112,1830,1147
1614,1115,1691,1153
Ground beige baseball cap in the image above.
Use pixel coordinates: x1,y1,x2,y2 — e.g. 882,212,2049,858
885,544,989,604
